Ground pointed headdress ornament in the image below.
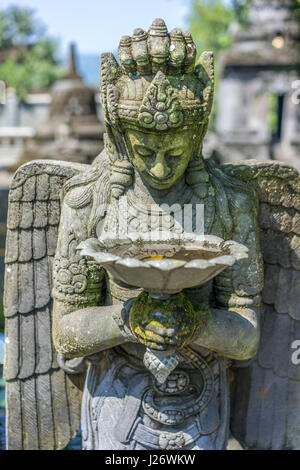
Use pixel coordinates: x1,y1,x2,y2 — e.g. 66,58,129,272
100,19,214,133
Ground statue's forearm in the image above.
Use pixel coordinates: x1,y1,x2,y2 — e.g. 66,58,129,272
193,307,260,360
53,301,127,359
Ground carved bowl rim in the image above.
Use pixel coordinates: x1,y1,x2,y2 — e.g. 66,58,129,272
77,234,248,294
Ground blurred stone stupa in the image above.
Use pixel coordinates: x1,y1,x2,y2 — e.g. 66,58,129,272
216,0,300,169
15,43,104,167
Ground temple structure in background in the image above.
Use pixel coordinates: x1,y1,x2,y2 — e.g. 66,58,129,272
0,87,49,167
0,45,104,354
13,44,104,169
216,0,300,169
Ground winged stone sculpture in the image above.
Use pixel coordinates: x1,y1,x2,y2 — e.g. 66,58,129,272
3,19,300,450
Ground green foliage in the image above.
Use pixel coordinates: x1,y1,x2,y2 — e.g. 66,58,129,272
189,0,234,59
0,5,45,49
231,0,251,27
189,0,251,58
267,93,278,136
0,5,62,100
188,0,251,127
291,1,300,40
291,0,300,19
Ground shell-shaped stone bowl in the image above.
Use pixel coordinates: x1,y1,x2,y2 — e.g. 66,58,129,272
77,235,248,295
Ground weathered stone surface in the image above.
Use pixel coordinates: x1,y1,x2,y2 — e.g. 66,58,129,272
216,0,300,171
33,228,46,260
4,161,86,449
3,15,300,453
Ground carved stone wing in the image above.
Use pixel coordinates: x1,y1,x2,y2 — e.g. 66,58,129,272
223,160,300,450
4,159,90,450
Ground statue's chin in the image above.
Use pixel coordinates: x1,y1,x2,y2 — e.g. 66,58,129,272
142,172,180,190
145,179,177,190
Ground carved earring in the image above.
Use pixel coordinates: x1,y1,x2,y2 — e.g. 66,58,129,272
104,132,118,163
110,160,133,198
185,158,209,199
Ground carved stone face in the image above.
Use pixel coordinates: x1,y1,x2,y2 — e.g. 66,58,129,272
125,128,196,190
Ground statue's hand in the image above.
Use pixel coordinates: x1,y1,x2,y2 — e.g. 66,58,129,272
131,311,191,351
129,292,199,352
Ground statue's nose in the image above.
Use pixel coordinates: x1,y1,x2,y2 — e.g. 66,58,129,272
150,155,171,179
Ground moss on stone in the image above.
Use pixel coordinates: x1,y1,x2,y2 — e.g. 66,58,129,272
129,291,208,349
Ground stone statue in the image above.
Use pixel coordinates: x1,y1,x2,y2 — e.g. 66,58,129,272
3,19,300,450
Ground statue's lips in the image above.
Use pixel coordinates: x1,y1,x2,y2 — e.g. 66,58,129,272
77,235,248,296
145,170,175,183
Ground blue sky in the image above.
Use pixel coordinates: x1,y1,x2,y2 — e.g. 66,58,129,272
0,0,191,55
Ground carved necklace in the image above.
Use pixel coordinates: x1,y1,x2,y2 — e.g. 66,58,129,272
125,182,216,235
102,180,216,237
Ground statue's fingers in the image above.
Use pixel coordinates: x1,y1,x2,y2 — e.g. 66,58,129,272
151,326,188,338
182,31,196,74
143,340,167,351
145,324,168,337
168,28,186,76
167,337,181,346
118,35,136,76
147,18,169,75
134,325,166,347
131,28,151,76
166,330,191,341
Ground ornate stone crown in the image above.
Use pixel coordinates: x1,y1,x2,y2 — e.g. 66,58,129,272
100,19,214,134
116,71,204,131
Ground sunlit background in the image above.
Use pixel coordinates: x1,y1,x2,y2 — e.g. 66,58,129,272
0,0,191,85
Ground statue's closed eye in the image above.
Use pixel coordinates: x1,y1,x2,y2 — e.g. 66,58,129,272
166,148,183,157
135,145,154,157
135,145,183,158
